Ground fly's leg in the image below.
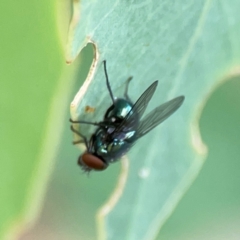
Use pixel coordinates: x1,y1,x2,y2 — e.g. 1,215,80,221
103,60,115,104
70,125,89,150
69,118,103,127
72,139,85,145
124,76,133,102
70,118,114,128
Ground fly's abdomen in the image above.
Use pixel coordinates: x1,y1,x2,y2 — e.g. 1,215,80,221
104,98,133,123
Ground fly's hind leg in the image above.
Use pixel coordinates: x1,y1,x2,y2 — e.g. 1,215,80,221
103,60,115,104
124,76,133,102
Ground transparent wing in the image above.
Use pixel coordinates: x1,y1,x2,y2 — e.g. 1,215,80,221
116,81,158,132
135,96,185,139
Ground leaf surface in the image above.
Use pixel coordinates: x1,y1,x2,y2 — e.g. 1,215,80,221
66,1,240,239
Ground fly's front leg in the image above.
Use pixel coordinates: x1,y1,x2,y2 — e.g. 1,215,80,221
70,125,89,151
72,139,85,145
69,118,102,126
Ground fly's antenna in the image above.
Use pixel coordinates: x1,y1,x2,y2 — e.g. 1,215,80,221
103,60,115,104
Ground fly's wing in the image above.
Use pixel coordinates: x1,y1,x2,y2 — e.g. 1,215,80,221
116,81,158,132
135,96,185,139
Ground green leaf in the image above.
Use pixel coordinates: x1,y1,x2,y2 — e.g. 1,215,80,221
65,0,240,239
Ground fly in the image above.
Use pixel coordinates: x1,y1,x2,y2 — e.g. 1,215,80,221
70,60,184,172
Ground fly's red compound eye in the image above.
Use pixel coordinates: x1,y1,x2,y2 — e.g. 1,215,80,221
79,153,108,171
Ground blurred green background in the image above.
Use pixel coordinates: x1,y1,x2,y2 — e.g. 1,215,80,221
1,1,240,240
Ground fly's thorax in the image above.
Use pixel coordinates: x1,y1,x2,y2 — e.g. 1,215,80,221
91,127,136,163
